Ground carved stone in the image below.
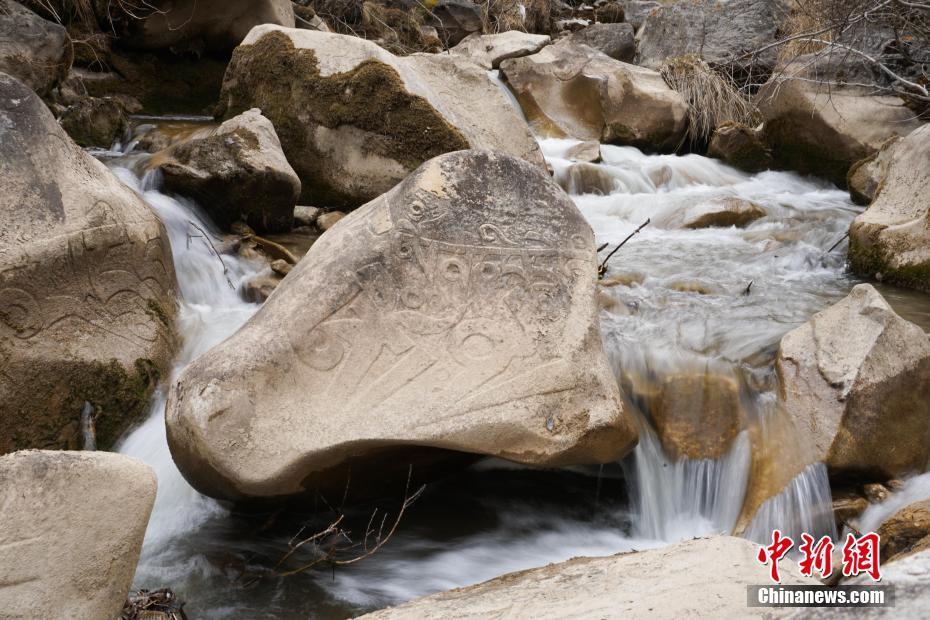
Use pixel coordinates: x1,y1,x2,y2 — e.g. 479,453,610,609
167,150,637,501
0,73,178,453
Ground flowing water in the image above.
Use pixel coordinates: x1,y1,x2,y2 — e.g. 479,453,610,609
100,122,879,617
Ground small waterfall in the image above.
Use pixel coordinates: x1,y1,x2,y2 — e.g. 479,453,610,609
744,463,837,544
857,472,930,534
626,428,751,541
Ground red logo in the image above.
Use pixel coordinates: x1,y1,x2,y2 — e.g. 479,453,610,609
757,531,881,583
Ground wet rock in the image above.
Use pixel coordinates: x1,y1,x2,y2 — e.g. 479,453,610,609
217,26,544,207
270,259,291,276
680,196,766,229
558,162,616,195
166,150,636,502
450,31,551,69
0,0,72,96
877,500,930,563
158,108,300,233
643,371,747,460
105,0,295,54
832,490,869,528
240,272,282,303
57,96,128,148
565,140,602,163
360,537,814,619
0,450,156,619
776,284,930,480
432,0,483,46
849,125,930,292
863,482,891,504
637,0,777,81
293,205,321,228
500,40,688,152
846,136,899,206
567,22,634,62
757,79,922,186
707,121,772,173
316,211,345,231
0,73,177,453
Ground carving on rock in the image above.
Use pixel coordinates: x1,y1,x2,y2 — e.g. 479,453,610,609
0,73,178,452
168,151,636,501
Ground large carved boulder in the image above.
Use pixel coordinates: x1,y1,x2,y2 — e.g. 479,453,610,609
0,450,156,619
103,0,295,54
849,125,930,292
0,73,177,453
637,0,777,80
167,150,636,501
499,40,688,152
157,108,300,233
776,284,930,480
0,0,72,96
758,79,923,186
217,25,544,207
361,537,813,619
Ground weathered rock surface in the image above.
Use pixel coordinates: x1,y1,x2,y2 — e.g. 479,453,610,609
876,499,930,564
167,150,636,501
680,196,766,229
450,31,551,69
565,140,601,163
567,22,635,62
637,0,777,80
432,0,483,46
776,284,930,480
361,537,813,619
500,40,688,152
0,73,177,453
157,108,300,233
106,0,295,54
57,96,128,148
707,122,772,173
218,25,544,207
618,0,660,29
847,136,899,206
557,162,617,195
849,125,930,292
0,450,156,619
0,0,72,96
758,80,923,186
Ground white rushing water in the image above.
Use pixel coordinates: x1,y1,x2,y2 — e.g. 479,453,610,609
100,128,854,616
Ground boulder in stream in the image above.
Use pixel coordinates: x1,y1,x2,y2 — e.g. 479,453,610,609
450,31,551,69
680,196,766,229
217,25,544,207
499,39,689,152
849,125,930,292
776,284,930,480
359,537,814,619
57,96,128,148
0,450,156,619
876,499,930,564
758,79,923,186
167,150,637,502
157,108,301,233
0,0,72,96
707,121,772,173
0,73,178,453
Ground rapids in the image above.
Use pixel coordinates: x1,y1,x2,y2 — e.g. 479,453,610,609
103,122,884,617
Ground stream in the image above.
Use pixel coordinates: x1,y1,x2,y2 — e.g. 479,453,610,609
102,122,929,618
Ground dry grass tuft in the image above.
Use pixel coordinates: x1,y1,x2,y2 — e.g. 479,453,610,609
660,54,761,145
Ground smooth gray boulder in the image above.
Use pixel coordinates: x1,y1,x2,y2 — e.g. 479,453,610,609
0,72,178,453
217,25,544,207
166,150,637,502
776,284,930,479
157,108,300,233
0,0,72,96
0,450,156,620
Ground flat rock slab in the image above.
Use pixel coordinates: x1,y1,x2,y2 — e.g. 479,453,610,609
167,150,636,502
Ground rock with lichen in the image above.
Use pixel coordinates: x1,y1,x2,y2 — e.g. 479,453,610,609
217,25,545,207
0,73,178,454
156,108,301,233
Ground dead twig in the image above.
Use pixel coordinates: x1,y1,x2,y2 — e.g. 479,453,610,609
187,220,234,289
598,219,650,279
